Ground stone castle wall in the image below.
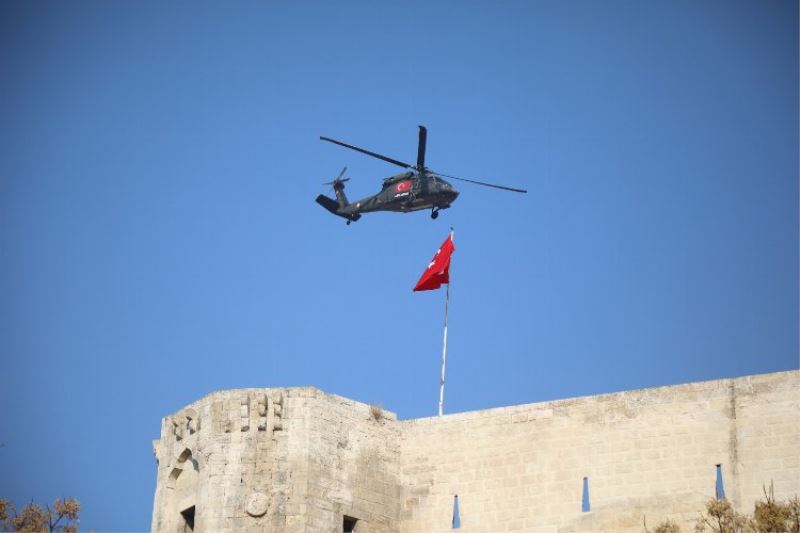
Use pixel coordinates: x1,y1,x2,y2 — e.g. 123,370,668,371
151,370,799,532
397,371,798,533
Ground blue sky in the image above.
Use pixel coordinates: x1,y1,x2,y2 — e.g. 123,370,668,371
1,1,797,530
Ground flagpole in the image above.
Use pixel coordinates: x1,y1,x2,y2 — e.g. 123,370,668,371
439,227,453,417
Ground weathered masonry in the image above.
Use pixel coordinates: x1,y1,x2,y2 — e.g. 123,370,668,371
151,370,799,532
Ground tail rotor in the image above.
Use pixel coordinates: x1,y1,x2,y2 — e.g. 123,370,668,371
323,166,350,191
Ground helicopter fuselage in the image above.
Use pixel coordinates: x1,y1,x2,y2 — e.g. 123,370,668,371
342,172,459,215
316,171,459,223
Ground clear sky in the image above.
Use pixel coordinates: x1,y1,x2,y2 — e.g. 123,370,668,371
1,1,797,530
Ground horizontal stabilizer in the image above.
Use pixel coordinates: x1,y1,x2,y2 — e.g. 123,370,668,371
316,195,361,222
316,194,341,215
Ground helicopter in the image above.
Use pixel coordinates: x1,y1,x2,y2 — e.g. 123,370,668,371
316,126,526,224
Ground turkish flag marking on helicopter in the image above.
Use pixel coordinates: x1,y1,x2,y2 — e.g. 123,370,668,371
413,233,455,292
396,180,412,193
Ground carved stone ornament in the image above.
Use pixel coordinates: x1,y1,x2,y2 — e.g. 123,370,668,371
245,492,269,517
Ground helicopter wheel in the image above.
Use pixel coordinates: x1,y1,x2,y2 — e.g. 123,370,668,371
431,209,439,220
346,220,352,225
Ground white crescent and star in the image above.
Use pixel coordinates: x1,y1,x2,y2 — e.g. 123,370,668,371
427,248,442,270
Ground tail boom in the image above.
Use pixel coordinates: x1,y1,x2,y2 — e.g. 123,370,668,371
315,195,361,222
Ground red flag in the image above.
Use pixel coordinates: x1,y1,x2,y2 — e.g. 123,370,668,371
413,233,455,291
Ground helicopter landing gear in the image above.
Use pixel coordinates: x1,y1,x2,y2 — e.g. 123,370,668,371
431,208,440,220
346,220,352,225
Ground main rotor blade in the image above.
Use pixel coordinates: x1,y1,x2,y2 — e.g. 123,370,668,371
320,136,413,169
416,125,427,169
433,171,528,193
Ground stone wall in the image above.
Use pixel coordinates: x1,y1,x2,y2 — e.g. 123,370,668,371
301,393,402,531
734,372,799,508
151,370,799,532
396,371,799,533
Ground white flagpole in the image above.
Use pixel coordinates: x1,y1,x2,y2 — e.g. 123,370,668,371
438,228,453,417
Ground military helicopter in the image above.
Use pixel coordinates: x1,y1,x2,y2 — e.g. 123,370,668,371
316,126,526,224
